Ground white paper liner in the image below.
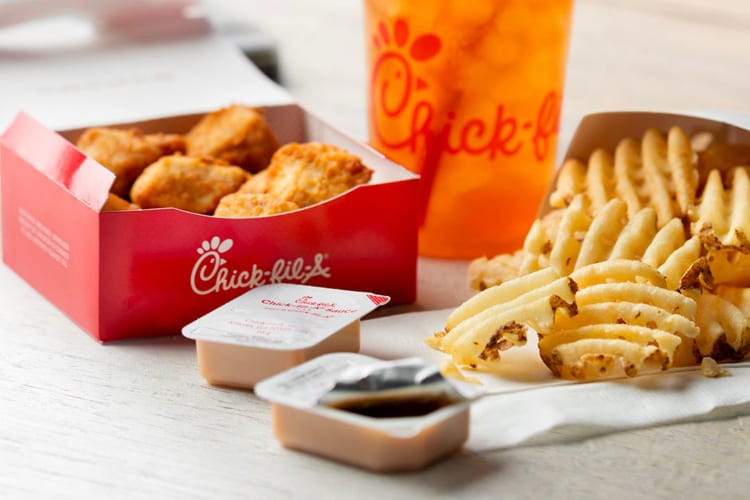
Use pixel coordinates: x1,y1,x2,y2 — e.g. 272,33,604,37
360,309,750,450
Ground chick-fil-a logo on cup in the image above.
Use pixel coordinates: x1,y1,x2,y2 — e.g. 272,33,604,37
368,18,560,162
190,237,332,295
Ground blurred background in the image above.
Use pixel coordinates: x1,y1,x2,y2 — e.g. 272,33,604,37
203,0,750,147
1,0,749,154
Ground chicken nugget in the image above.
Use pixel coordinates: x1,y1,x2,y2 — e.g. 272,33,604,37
130,155,248,214
76,127,186,199
266,142,373,207
102,192,140,212
237,169,271,194
214,192,299,218
185,105,280,173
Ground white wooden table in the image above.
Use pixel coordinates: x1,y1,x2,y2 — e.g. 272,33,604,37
2,1,750,498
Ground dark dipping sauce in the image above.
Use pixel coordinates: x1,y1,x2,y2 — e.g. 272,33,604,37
328,394,458,418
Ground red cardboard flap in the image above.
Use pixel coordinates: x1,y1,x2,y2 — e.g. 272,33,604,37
2,112,114,210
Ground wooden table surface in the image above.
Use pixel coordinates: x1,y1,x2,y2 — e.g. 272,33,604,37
2,0,750,498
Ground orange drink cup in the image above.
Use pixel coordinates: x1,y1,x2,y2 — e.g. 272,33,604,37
364,0,574,259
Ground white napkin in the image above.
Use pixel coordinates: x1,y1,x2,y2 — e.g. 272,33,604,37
360,309,750,450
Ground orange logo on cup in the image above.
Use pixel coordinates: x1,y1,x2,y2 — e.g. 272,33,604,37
369,19,440,150
368,18,560,163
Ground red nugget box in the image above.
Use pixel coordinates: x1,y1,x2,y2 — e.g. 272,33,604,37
0,105,418,342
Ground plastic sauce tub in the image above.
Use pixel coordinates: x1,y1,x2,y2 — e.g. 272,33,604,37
255,353,483,472
182,284,390,389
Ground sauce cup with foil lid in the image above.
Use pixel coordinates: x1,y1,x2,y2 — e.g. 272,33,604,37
255,353,484,472
182,284,390,389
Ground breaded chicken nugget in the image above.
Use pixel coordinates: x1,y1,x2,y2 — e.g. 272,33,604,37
214,192,299,217
237,169,271,194
130,155,248,214
76,127,186,199
266,142,373,207
185,105,280,173
102,193,140,212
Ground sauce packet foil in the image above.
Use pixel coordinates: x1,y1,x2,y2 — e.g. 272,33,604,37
318,357,483,418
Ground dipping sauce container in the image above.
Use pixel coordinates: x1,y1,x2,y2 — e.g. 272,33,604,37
182,284,390,389
255,353,483,472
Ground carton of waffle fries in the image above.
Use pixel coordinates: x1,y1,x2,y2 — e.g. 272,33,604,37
436,112,750,380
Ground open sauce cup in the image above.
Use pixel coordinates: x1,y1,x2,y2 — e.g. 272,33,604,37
255,354,483,472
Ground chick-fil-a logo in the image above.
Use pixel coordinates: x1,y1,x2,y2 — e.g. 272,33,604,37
368,19,560,162
190,236,331,295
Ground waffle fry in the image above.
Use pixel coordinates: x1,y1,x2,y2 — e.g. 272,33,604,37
641,219,691,287
691,167,750,252
549,158,586,208
549,149,618,214
587,149,619,213
694,289,750,361
448,259,665,334
433,260,670,372
707,250,750,286
434,269,576,369
443,271,577,340
574,196,629,269
452,124,750,381
518,209,566,276
539,328,682,379
642,128,698,224
714,285,750,317
612,137,643,219
538,277,696,380
529,195,702,288
468,251,523,290
569,259,666,288
667,126,698,216
441,294,575,370
548,127,697,227
639,129,677,226
575,282,696,318
548,194,592,275
446,267,561,332
554,302,699,339
607,207,658,261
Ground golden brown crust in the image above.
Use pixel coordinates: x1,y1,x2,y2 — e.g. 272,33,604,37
130,155,248,214
214,192,299,218
101,192,140,212
76,127,185,198
185,105,280,173
237,169,271,194
266,142,373,207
